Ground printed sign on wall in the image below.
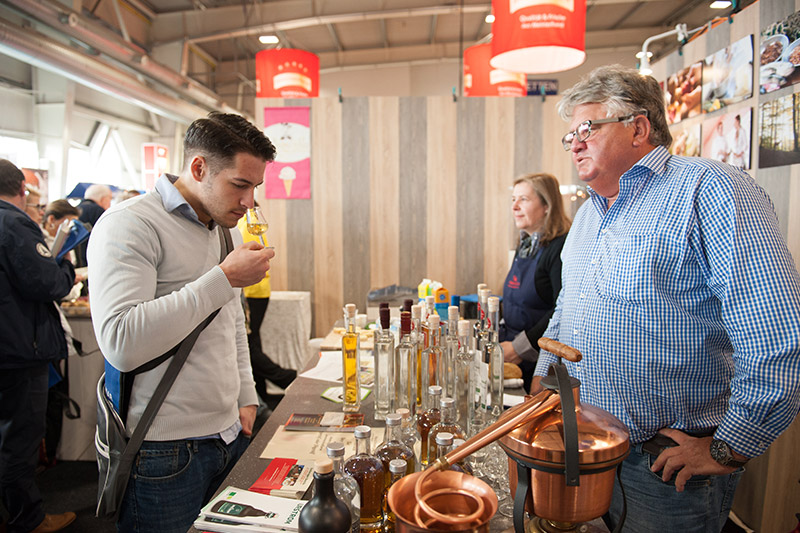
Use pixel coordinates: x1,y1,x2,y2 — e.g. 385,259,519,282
263,107,311,199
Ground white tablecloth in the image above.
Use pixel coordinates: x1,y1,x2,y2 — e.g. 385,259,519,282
259,291,312,372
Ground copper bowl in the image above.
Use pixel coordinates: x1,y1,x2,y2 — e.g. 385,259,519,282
387,470,498,532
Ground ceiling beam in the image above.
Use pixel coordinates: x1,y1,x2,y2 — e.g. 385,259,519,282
327,22,343,51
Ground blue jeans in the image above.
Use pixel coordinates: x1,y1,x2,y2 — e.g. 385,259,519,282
117,432,250,533
606,443,742,532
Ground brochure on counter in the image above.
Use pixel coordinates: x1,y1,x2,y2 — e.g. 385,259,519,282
284,412,364,432
261,425,384,463
197,486,305,532
250,458,313,499
299,351,375,387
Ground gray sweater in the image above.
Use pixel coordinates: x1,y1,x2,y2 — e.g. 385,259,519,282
88,177,258,440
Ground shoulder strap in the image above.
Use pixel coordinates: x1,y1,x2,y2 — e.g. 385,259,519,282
120,226,234,446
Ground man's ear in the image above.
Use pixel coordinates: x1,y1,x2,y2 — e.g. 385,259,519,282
631,115,652,148
189,155,207,183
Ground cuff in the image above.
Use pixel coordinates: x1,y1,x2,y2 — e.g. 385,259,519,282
238,382,259,409
715,408,775,459
204,265,236,310
512,332,539,363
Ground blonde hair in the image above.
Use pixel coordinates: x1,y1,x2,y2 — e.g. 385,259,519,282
513,173,571,245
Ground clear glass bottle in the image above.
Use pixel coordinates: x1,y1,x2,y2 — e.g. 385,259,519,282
433,433,471,474
374,413,415,486
453,319,475,431
421,314,444,409
299,459,352,533
383,459,407,533
443,305,460,399
410,304,423,412
393,312,414,413
342,303,361,413
485,296,504,419
416,385,442,468
326,442,360,533
472,283,488,351
427,397,465,465
343,426,385,532
374,306,394,420
394,408,418,461
451,438,473,474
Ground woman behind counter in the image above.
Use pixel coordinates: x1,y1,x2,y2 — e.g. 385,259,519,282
499,173,571,392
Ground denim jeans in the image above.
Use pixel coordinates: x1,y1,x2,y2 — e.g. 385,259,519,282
117,432,250,533
606,443,743,532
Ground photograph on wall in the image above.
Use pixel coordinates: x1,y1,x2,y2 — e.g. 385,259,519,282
665,61,703,125
702,35,753,113
263,107,311,199
668,122,701,157
701,108,752,169
759,93,800,168
759,11,800,94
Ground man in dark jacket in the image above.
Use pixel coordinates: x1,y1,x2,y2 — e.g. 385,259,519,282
0,159,76,532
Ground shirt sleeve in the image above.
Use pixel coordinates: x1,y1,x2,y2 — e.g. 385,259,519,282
693,168,800,458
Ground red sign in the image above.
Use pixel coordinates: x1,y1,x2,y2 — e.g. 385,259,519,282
464,43,526,97
490,0,586,74
255,49,319,98
141,143,168,191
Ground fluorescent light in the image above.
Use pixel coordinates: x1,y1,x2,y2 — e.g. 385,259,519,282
710,0,731,8
485,13,495,24
259,35,279,44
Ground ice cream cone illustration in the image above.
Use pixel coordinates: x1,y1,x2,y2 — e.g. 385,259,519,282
279,166,296,197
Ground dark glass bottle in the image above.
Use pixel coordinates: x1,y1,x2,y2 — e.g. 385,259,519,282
343,425,385,531
298,459,352,533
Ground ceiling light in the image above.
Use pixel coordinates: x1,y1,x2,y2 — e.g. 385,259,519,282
259,35,279,44
485,13,495,24
710,1,731,8
635,51,653,59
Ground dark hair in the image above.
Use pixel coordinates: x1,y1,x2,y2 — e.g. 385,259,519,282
183,112,276,174
44,199,80,221
0,159,25,197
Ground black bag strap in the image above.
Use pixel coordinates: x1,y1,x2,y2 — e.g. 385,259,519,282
119,227,233,458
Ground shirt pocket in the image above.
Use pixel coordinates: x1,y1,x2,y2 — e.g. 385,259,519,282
594,232,662,305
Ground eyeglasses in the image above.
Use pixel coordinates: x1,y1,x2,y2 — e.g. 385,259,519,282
26,203,46,211
561,111,647,151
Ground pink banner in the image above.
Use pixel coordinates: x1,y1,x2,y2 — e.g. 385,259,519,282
263,107,311,199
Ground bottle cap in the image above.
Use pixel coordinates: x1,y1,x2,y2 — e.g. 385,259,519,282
426,295,435,305
435,432,454,446
411,304,422,319
385,413,402,426
451,295,460,307
314,458,334,474
453,438,466,448
428,314,439,329
353,425,371,439
448,306,459,321
477,283,487,292
479,288,490,301
326,441,345,457
403,299,414,312
344,303,357,318
389,459,407,475
400,311,411,333
379,307,391,329
440,397,455,409
380,302,389,309
395,408,410,420
457,319,470,337
488,296,499,312
428,385,442,397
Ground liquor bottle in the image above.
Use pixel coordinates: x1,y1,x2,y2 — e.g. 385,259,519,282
427,397,465,465
373,306,394,420
383,459,407,533
473,287,491,353
402,299,413,313
373,302,389,345
451,438,474,474
421,295,436,348
343,426,385,532
485,296,504,419
394,408,418,459
420,314,444,409
443,305,460,399
472,283,488,349
299,459,352,533
410,304,423,411
374,413,415,486
453,319,475,430
433,433,471,474
416,385,442,468
393,312,414,413
326,442,360,533
342,303,361,413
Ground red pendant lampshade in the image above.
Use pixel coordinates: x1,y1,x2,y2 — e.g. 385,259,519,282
255,49,319,98
490,0,586,74
464,43,527,97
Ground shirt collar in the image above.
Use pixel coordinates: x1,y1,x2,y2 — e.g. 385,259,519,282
155,174,213,228
586,145,670,212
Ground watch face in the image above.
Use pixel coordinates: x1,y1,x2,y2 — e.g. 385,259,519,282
710,439,731,463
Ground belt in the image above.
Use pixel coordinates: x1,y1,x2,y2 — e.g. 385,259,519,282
641,428,716,456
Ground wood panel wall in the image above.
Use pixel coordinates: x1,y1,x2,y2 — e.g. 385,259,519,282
255,95,573,338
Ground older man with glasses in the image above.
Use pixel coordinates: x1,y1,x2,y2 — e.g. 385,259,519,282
532,65,800,532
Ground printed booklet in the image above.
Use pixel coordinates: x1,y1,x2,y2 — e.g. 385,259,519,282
199,486,306,531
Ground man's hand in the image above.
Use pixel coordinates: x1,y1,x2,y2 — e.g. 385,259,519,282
220,241,275,288
650,428,741,492
239,405,258,437
501,341,522,364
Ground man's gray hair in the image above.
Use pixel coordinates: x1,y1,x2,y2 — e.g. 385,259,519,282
557,64,672,148
85,184,112,202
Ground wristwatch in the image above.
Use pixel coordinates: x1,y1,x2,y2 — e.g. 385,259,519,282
709,439,747,468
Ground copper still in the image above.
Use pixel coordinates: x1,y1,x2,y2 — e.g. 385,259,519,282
387,339,630,533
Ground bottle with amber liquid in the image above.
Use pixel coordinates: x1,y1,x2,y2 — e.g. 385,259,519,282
374,413,415,486
421,314,444,409
393,312,414,413
298,459,352,533
342,303,361,413
383,459,407,533
427,396,465,465
416,385,442,468
343,426,385,532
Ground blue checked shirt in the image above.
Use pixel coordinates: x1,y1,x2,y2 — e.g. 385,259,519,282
534,146,800,458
